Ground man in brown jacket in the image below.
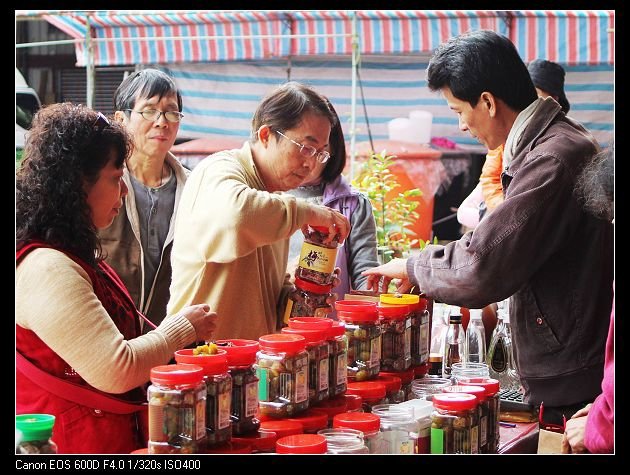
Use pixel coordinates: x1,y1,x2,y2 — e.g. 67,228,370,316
364,30,613,426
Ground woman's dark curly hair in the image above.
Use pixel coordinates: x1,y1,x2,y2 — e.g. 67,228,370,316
16,103,132,267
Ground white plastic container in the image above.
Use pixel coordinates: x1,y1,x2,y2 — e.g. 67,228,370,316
409,110,433,144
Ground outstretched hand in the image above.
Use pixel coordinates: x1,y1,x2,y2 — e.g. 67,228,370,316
362,258,412,294
178,303,218,342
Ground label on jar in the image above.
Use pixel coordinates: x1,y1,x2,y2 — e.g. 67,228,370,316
471,423,479,454
195,398,206,441
298,243,336,275
245,381,258,418
370,337,381,367
336,353,348,386
319,358,330,391
430,427,445,454
419,318,429,364
404,327,411,359
218,390,231,430
480,415,488,448
257,368,270,401
295,367,308,403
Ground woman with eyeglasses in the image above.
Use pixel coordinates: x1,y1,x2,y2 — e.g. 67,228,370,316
99,69,188,333
16,103,217,453
168,81,350,340
285,99,379,315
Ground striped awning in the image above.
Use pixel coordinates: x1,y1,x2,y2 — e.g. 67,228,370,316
22,10,613,67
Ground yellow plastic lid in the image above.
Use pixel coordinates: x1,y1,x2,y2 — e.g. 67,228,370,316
380,293,420,305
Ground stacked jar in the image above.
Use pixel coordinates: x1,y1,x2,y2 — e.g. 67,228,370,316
327,321,348,398
282,325,330,405
255,334,309,418
462,378,501,453
410,377,451,401
295,225,340,286
15,414,57,454
276,434,328,454
371,404,420,454
413,295,431,373
380,369,415,402
335,300,381,382
374,374,404,404
443,385,487,454
450,362,489,385
346,381,387,413
283,278,334,323
430,393,477,454
318,428,369,454
147,364,207,454
377,298,412,372
174,349,233,448
214,339,261,436
332,412,382,454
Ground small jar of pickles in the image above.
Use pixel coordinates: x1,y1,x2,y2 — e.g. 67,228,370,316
335,300,381,382
255,334,309,418
430,392,477,454
295,225,340,286
377,301,412,372
147,364,207,454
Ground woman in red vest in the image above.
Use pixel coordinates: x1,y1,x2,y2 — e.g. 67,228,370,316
16,103,217,454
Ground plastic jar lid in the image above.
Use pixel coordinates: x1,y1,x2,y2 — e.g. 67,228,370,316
174,348,229,375
232,431,277,453
215,339,259,367
259,420,304,439
294,277,333,294
276,434,328,454
130,447,149,454
374,374,402,393
417,297,428,312
412,364,428,377
377,303,410,319
258,333,306,354
281,327,327,345
310,225,331,234
327,321,346,338
15,414,55,441
312,396,348,419
432,392,477,411
380,369,415,385
333,412,381,434
380,293,419,306
150,364,204,386
346,381,387,400
288,317,334,330
285,409,329,433
463,378,500,397
203,439,253,454
445,384,487,402
335,300,378,322
343,394,363,411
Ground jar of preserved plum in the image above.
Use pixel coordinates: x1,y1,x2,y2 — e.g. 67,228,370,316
15,414,57,454
374,374,404,404
295,225,340,285
463,378,500,453
174,349,232,448
215,339,261,436
283,278,333,324
336,300,381,382
148,364,207,454
377,301,412,372
444,385,486,454
430,392,477,454
255,334,309,418
327,321,348,398
381,293,428,368
281,326,330,405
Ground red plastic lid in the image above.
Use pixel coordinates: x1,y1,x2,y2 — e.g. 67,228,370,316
232,431,277,453
417,297,428,312
412,364,428,377
380,369,415,385
312,396,348,419
343,394,363,411
463,378,500,397
333,412,381,434
374,374,402,393
294,277,333,294
346,381,387,400
215,339,259,367
327,321,346,338
335,300,378,322
445,384,487,402
174,348,229,375
281,327,327,345
285,409,329,432
377,303,410,320
150,364,204,386
309,225,331,234
432,392,477,411
203,439,253,454
276,434,328,454
259,420,304,439
288,317,334,330
258,333,306,355
130,447,148,454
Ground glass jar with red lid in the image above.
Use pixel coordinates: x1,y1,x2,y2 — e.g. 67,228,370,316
295,225,340,285
431,392,477,454
461,377,500,453
378,295,413,372
332,411,381,453
374,374,404,404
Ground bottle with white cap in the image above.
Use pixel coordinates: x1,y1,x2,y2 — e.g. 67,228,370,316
465,308,486,364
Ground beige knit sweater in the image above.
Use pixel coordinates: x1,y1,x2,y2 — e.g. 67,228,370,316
168,142,311,340
16,248,198,394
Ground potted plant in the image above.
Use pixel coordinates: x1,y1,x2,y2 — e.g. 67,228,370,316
352,150,436,265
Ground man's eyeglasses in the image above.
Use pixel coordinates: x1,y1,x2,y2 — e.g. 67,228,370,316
275,130,330,164
92,112,111,131
124,109,184,123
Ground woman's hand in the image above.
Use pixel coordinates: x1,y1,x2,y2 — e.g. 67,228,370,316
362,258,411,294
178,303,218,341
305,204,350,245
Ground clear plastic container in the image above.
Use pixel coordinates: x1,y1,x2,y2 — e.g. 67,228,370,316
174,349,232,448
15,414,57,454
377,302,412,372
318,428,369,454
336,300,381,382
371,404,419,454
276,434,328,454
465,308,487,364
444,385,486,454
295,225,340,285
430,393,477,454
283,278,334,324
396,399,434,454
450,362,490,385
215,339,261,436
463,378,501,453
147,364,207,454
410,377,451,401
255,334,309,418
332,412,381,454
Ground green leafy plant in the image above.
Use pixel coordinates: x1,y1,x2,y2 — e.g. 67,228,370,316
352,150,436,264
